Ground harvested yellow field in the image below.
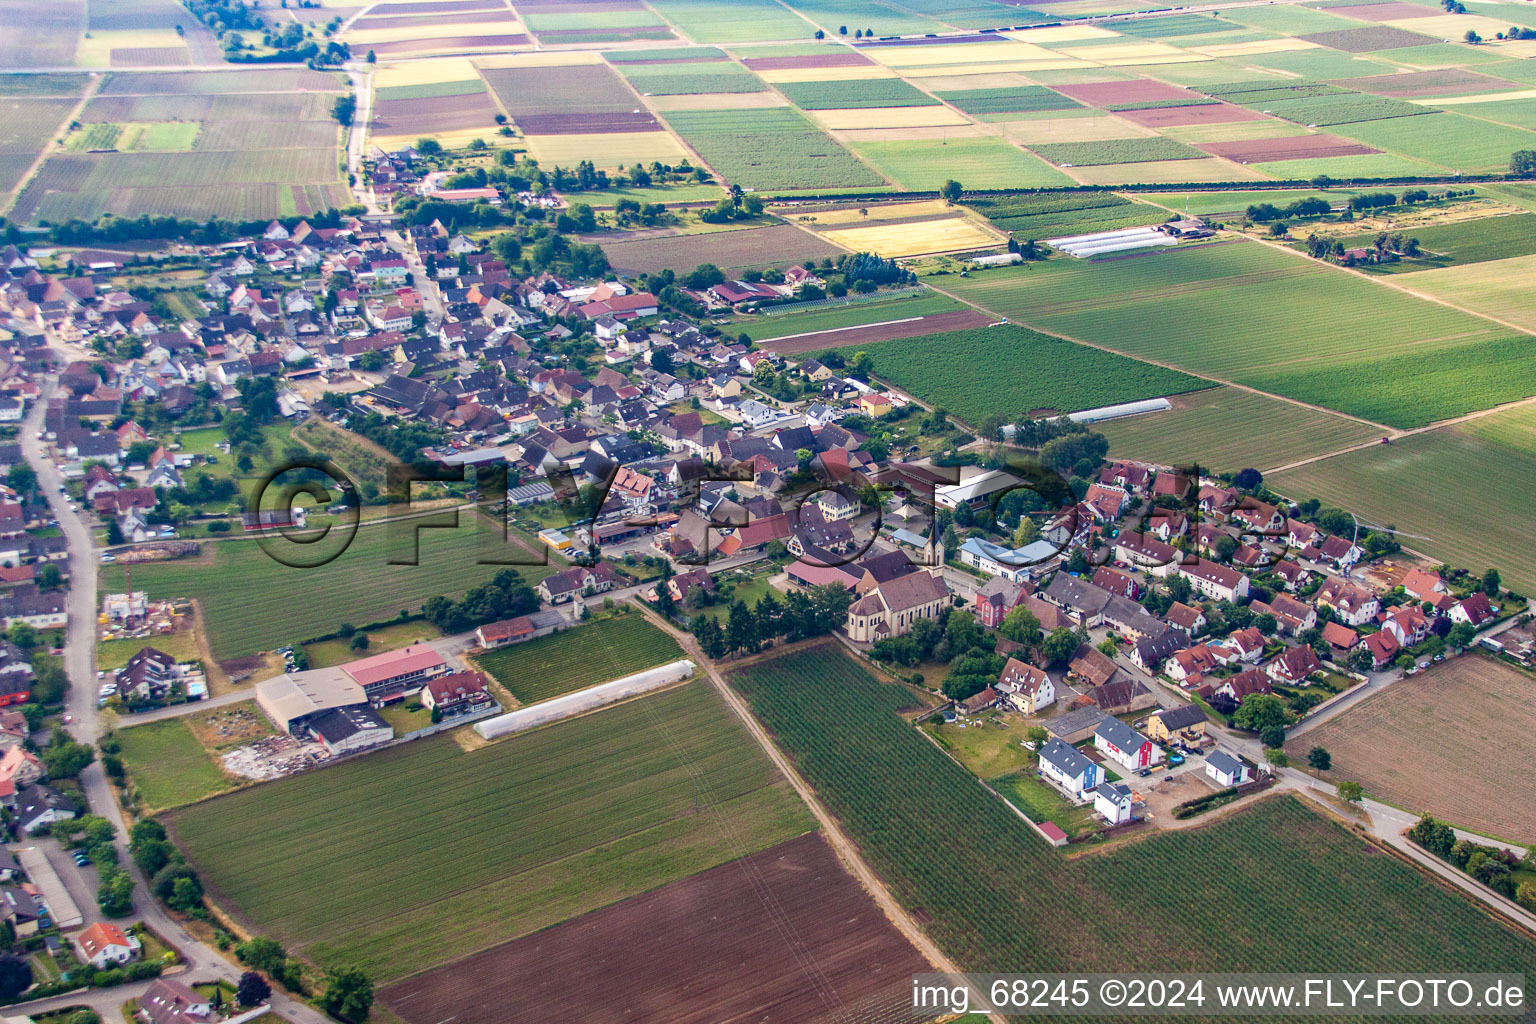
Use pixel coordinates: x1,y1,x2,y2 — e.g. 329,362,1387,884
1423,88,1536,105
1007,24,1119,42
648,91,788,110
1069,156,1270,185
1385,13,1512,37
1161,119,1312,142
347,19,524,43
1191,38,1320,57
475,51,603,68
834,123,992,141
872,41,1056,66
1094,50,1212,66
372,128,516,151
908,71,1033,90
524,131,688,167
901,59,1096,76
372,57,479,87
808,106,971,130
1000,113,1158,143
818,216,999,257
756,65,895,83
1058,41,1185,60
785,199,952,226
1490,38,1536,56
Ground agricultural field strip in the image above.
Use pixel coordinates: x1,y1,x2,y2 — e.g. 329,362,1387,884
169,683,811,977
474,615,685,705
729,648,1536,982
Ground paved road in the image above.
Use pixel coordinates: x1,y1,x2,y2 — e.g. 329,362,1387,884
19,378,333,1024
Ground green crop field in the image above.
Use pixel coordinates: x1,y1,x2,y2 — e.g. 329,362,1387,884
98,520,554,661
474,613,685,705
775,78,940,109
1028,136,1205,166
1332,111,1536,171
1411,253,1536,330
648,0,810,41
1095,386,1381,472
856,323,1211,426
375,79,486,102
118,719,231,812
618,60,766,94
1274,408,1536,594
603,46,727,63
660,107,883,189
935,85,1083,115
963,191,1164,239
941,240,1531,427
1237,93,1432,126
731,648,1536,984
168,683,813,981
739,290,968,340
849,137,1073,189
1333,213,1536,273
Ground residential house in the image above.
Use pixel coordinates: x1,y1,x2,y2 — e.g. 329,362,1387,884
998,657,1055,713
1363,629,1400,668
1215,667,1272,703
1093,717,1162,771
1205,749,1251,787
1164,601,1206,636
14,784,75,833
1382,604,1430,647
1266,644,1322,684
1038,737,1101,798
1145,704,1207,746
1321,621,1360,655
1130,627,1189,673
958,687,1001,717
1314,578,1380,626
537,564,617,605
139,978,214,1024
419,671,495,718
1451,591,1495,628
75,922,141,969
1176,558,1249,602
1094,780,1135,825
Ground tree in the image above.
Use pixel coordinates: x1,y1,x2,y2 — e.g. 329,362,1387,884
68,1011,100,1024
940,179,963,205
1265,747,1289,769
1448,622,1476,649
1517,881,1536,913
1234,467,1262,491
1482,567,1500,595
132,837,175,876
1465,28,1481,41
331,94,355,126
1012,517,1038,548
5,463,35,495
1231,693,1289,735
238,971,272,1006
1336,780,1363,803
42,741,94,779
999,606,1042,649
1040,627,1079,668
321,968,375,1024
349,633,369,652
0,956,31,999
170,875,203,912
107,520,125,545
365,48,375,63
1512,150,1536,177
236,937,287,975
97,869,134,916
1307,745,1332,777
725,600,759,656
1096,637,1118,658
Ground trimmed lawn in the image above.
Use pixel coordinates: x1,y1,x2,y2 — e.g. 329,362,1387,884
118,718,230,811
97,631,200,671
473,613,686,705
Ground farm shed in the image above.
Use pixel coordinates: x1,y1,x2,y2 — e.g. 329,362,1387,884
1045,226,1177,259
474,659,696,740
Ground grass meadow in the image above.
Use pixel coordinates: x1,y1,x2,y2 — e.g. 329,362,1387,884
118,718,231,812
857,322,1211,425
849,137,1073,189
473,613,685,705
168,683,813,980
731,648,1536,983
942,241,1530,427
1411,253,1536,330
99,519,555,661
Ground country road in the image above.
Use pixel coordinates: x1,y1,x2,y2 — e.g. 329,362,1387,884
17,377,334,1024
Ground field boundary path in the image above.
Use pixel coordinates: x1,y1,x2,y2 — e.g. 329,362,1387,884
20,378,335,1024
633,606,1007,1024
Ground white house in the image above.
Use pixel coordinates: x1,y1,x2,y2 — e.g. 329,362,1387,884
1093,717,1163,772
736,398,779,430
1094,780,1135,825
1205,749,1251,787
75,922,141,969
1038,737,1100,798
998,657,1056,714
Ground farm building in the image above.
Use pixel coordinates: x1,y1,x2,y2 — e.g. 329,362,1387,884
256,669,368,735
475,660,696,740
1068,398,1172,424
309,705,394,756
339,644,450,704
1046,226,1176,259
